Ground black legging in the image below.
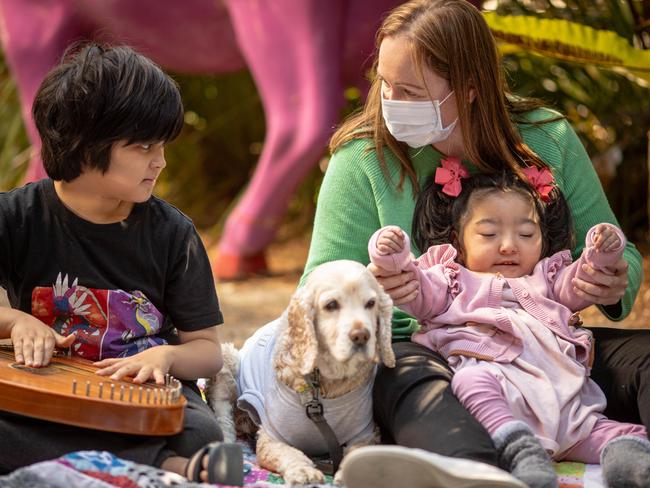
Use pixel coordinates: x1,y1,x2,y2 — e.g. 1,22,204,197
590,327,650,428
373,327,650,467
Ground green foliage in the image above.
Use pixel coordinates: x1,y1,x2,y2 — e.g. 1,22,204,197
0,50,30,190
491,0,643,43
488,0,650,241
161,71,266,233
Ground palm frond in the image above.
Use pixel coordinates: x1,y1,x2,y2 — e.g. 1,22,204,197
484,12,650,86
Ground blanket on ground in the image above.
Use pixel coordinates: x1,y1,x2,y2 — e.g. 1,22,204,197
0,442,604,487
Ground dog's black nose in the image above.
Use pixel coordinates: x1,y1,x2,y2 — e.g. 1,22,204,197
349,327,370,345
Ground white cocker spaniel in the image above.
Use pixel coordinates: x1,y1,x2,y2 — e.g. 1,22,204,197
208,260,395,485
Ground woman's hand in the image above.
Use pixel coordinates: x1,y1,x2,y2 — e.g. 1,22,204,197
572,257,628,306
94,345,174,384
368,262,419,305
10,312,75,367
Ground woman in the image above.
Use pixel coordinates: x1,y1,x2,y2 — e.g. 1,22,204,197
300,1,648,487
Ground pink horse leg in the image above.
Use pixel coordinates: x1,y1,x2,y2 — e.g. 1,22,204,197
0,0,95,182
215,0,348,279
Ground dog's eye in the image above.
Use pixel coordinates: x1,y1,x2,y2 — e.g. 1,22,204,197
365,299,376,309
324,300,339,311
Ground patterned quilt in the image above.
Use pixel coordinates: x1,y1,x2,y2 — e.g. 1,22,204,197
0,442,605,488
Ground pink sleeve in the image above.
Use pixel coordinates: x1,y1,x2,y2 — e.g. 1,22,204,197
550,224,627,311
368,227,456,323
368,227,413,274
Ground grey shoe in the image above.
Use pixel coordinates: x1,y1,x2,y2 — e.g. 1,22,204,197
601,435,650,488
341,445,526,488
494,421,558,488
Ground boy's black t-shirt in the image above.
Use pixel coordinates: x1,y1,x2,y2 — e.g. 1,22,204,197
0,179,223,360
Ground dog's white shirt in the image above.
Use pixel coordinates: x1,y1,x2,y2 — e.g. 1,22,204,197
237,319,376,456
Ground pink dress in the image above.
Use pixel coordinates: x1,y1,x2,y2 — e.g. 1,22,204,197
449,284,606,458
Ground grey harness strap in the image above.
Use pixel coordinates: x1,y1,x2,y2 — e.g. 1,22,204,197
302,369,344,474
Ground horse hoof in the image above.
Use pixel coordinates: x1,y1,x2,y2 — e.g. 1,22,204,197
212,250,268,280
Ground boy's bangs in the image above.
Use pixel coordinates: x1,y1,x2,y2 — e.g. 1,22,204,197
124,77,184,145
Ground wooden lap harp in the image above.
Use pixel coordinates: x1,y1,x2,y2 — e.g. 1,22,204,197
0,345,186,436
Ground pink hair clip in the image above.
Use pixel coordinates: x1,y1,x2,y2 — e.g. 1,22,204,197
522,166,555,202
435,157,469,197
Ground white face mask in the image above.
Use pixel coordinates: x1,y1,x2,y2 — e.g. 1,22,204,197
381,91,457,148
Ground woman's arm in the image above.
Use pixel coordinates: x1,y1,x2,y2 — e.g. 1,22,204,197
301,142,385,283
301,140,422,303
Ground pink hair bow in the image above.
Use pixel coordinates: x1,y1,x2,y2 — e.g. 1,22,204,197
522,166,555,202
435,157,469,197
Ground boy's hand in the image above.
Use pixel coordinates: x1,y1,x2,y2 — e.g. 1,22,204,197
94,345,174,384
10,314,75,367
376,226,405,255
592,224,621,253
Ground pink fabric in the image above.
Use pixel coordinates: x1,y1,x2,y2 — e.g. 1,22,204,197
451,366,516,434
438,305,645,462
560,419,647,464
522,166,555,202
368,224,626,367
434,156,469,197
450,290,608,458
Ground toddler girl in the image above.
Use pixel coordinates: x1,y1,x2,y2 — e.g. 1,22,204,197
368,161,650,488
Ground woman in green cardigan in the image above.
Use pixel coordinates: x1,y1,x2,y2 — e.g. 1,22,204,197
301,1,647,486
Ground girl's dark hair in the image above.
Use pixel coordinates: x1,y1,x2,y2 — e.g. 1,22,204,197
32,42,184,181
412,170,574,259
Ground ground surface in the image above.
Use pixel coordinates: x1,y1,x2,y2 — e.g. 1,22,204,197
214,234,312,346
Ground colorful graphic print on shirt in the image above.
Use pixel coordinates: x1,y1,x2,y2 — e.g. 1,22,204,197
31,273,166,361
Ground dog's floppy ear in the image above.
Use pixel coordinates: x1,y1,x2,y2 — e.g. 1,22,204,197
281,286,319,376
377,286,396,368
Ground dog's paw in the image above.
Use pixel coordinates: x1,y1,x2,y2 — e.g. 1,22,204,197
283,465,325,485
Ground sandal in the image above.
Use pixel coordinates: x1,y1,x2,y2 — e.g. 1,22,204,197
186,441,244,486
211,250,268,281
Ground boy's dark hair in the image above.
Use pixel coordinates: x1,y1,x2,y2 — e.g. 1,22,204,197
412,169,574,260
32,43,184,181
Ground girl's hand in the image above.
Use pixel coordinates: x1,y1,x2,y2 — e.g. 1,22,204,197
10,313,75,367
573,257,628,306
376,226,405,255
367,263,419,305
94,345,174,384
593,224,622,252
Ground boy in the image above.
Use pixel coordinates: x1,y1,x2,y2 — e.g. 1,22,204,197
0,43,241,484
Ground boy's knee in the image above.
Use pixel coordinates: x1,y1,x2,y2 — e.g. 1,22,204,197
170,408,224,458
187,408,224,444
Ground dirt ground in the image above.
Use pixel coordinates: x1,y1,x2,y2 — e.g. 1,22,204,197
217,234,650,347
214,234,312,347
